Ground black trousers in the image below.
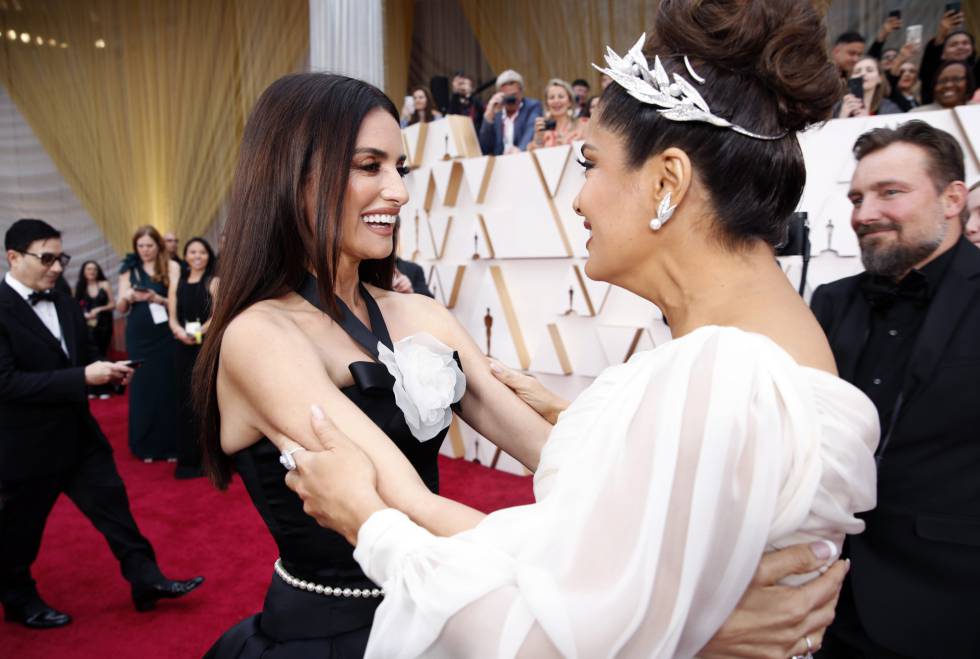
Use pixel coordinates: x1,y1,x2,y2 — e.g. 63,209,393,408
817,575,914,659
0,440,161,608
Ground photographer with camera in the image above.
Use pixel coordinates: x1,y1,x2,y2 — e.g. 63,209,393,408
478,69,542,155
918,4,977,106
528,78,587,150
447,71,484,132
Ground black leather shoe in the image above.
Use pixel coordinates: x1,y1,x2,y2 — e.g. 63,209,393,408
4,601,72,629
132,576,204,612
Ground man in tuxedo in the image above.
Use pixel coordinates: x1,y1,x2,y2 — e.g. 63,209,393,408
0,219,204,629
812,122,979,658
479,69,543,155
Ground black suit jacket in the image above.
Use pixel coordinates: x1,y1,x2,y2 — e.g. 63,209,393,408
810,238,980,657
395,258,433,297
0,280,110,479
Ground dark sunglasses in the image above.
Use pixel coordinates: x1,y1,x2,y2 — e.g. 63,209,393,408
20,250,72,268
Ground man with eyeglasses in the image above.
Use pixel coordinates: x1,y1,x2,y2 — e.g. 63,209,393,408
0,219,204,629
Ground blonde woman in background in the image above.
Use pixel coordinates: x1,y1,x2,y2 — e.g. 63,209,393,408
529,78,588,149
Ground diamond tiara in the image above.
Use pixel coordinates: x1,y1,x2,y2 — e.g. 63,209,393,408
593,34,788,141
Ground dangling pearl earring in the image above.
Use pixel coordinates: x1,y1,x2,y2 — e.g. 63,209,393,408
649,192,676,231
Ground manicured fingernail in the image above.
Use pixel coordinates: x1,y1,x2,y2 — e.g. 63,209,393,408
844,558,851,572
810,539,838,561
311,404,325,420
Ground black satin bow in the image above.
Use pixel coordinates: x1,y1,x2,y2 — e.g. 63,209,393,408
28,289,57,306
860,270,929,311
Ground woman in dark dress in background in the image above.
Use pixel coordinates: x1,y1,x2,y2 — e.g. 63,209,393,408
167,237,218,479
117,225,181,461
74,260,116,398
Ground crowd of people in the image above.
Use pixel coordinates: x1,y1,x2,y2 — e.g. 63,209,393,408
2,1,980,657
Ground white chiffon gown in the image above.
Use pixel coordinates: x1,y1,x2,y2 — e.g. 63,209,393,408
352,325,880,658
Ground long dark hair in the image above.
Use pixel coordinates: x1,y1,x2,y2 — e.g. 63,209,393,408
409,87,438,125
74,260,107,300
194,73,400,489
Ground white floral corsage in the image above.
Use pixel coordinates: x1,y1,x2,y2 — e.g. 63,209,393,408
377,333,466,442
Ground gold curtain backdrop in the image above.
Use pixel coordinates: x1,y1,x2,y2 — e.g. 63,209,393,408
0,0,308,254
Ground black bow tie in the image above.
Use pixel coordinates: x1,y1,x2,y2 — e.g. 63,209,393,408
28,289,57,306
860,270,929,311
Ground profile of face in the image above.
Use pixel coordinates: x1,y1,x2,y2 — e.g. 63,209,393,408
573,117,664,285
83,262,99,282
572,84,589,104
833,41,864,76
136,234,159,263
881,49,898,67
848,143,955,277
852,58,881,93
452,76,472,96
7,238,64,292
412,89,427,112
966,186,980,248
499,81,523,108
942,33,973,62
546,85,572,117
898,62,918,93
934,63,969,109
184,241,210,273
323,108,409,264
589,96,600,115
163,232,178,255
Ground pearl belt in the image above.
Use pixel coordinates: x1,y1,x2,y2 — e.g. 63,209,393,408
274,558,384,598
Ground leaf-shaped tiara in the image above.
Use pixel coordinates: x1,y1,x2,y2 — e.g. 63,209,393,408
593,34,788,141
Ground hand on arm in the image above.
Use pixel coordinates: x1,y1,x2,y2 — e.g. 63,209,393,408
488,358,569,425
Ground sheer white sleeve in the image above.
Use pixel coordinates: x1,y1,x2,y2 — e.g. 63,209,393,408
353,326,878,658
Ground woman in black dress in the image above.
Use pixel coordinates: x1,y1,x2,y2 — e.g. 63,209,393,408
194,74,552,657
167,237,218,479
74,260,115,398
117,226,182,461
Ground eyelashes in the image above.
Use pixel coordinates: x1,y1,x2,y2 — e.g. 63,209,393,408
397,165,411,177
577,157,595,171
357,162,411,177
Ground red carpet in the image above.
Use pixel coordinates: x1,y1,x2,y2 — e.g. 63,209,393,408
2,393,534,658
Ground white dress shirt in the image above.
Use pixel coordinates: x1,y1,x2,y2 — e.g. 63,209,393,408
502,101,523,151
5,271,69,356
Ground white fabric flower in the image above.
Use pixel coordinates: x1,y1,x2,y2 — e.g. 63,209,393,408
377,333,466,442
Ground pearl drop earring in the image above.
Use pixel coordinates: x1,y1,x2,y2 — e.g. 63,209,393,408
649,192,676,231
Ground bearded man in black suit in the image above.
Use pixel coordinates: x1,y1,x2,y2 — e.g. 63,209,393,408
0,219,203,629
812,122,980,658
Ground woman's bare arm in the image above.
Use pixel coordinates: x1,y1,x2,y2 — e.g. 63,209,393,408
219,307,484,535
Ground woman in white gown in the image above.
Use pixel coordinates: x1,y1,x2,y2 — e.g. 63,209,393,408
282,0,879,656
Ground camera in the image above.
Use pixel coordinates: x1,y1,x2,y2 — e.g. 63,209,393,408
503,94,518,105
543,119,557,130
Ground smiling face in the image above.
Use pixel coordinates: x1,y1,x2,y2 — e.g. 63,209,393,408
943,33,973,62
898,62,918,92
849,142,958,277
546,84,572,116
136,234,159,263
572,118,659,285
412,89,427,112
934,63,969,109
184,241,210,273
966,186,980,248
7,238,64,292
852,58,881,93
322,108,409,265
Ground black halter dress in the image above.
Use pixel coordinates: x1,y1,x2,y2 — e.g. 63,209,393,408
206,277,455,658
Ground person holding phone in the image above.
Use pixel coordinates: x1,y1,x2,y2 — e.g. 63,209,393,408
836,57,903,118
528,78,587,150
917,5,977,105
399,86,441,128
167,237,219,479
117,225,181,461
0,219,203,629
